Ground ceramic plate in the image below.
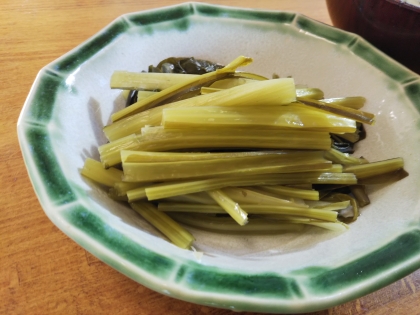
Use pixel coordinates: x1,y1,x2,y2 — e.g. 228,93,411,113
17,2,420,313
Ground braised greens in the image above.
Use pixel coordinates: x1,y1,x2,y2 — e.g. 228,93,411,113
81,55,408,249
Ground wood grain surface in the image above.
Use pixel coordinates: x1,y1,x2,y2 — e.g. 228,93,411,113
1,1,420,314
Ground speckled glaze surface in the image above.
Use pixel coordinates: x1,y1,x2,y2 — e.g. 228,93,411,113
17,2,420,313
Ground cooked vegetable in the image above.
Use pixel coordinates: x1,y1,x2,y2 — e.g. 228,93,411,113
330,122,366,154
207,189,249,226
323,193,359,223
121,150,295,163
130,202,195,249
81,158,122,187
160,189,308,208
111,56,253,121
170,213,306,234
111,72,197,90
100,128,333,167
324,148,369,165
113,181,146,196
357,168,409,185
220,187,310,207
343,157,404,179
80,55,408,250
126,186,148,202
104,77,296,141
149,57,224,74
122,150,332,182
144,172,357,200
298,97,375,125
159,203,338,222
296,88,324,99
257,185,319,201
320,96,366,110
312,200,351,211
161,104,357,133
349,185,370,207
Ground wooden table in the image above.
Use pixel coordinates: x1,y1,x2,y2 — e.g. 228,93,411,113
2,1,419,314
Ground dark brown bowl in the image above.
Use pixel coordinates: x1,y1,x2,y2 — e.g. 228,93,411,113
326,0,420,74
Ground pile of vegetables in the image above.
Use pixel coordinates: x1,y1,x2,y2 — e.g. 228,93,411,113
81,56,408,249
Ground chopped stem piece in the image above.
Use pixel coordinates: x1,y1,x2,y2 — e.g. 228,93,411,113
324,148,369,165
298,97,375,125
312,200,351,211
208,74,265,89
162,77,296,109
357,168,409,185
126,186,148,202
350,185,371,207
160,203,337,222
111,55,253,121
124,162,331,182
200,87,222,94
162,104,356,133
323,193,359,223
296,88,324,100
207,189,248,225
136,91,158,100
122,151,331,182
162,188,308,208
334,132,361,144
266,216,349,232
113,181,146,196
163,192,216,204
320,97,366,110
81,158,122,186
138,128,332,151
257,185,319,201
99,134,142,167
170,213,304,233
104,77,296,141
343,158,404,179
130,202,195,249
100,129,333,167
121,150,296,163
222,187,309,207
108,189,128,201
145,172,357,200
111,72,197,90
103,104,166,141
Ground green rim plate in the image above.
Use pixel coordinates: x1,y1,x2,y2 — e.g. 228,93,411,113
17,3,420,313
